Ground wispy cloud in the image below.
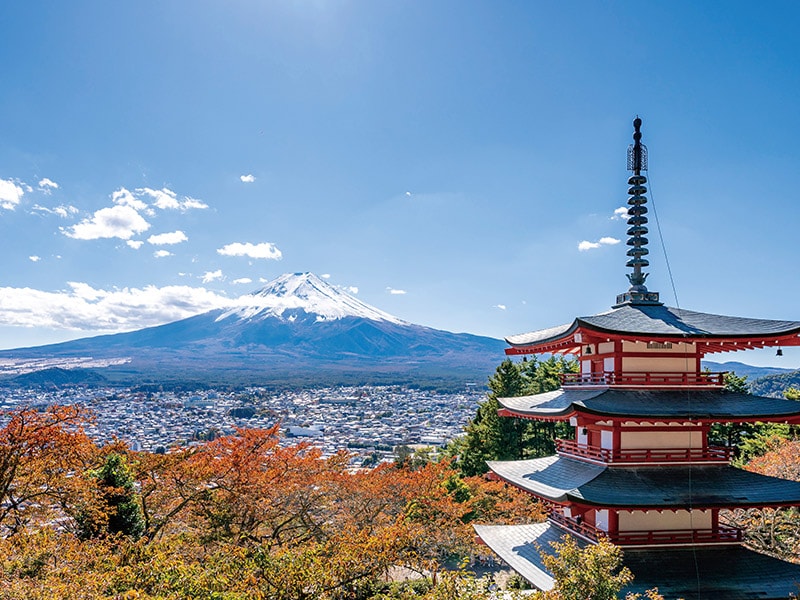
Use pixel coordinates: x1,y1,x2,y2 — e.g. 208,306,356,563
493,304,507,310
0,283,231,331
578,237,621,251
240,174,256,183
346,286,359,294
62,205,151,240
136,187,208,211
38,178,59,193
112,188,150,212
611,206,629,220
29,256,41,262
232,277,252,285
154,250,172,258
0,178,24,210
147,230,188,245
217,242,282,260
31,204,79,218
202,270,224,283
386,287,407,295
126,240,144,250
321,274,331,279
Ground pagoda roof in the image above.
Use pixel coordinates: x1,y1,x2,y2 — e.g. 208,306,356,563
506,303,800,352
497,388,800,423
475,522,800,599
488,456,800,508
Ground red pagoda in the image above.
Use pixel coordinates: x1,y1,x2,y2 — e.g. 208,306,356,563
474,118,800,599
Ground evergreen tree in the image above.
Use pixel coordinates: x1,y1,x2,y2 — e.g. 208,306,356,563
452,356,577,477
79,453,144,540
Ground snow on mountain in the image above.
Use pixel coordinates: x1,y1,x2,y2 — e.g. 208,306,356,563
218,272,407,325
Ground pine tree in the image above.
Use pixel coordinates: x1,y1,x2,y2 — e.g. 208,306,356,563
79,453,145,539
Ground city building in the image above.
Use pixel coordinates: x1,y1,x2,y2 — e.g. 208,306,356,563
475,119,800,598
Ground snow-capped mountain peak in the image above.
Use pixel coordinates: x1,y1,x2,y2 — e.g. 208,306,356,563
217,272,407,324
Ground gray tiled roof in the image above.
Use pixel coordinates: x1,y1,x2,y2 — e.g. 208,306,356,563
622,546,800,600
507,303,800,346
473,522,586,592
498,388,800,421
487,456,605,502
476,523,800,599
489,456,800,507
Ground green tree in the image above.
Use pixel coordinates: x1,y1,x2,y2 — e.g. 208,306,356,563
784,386,800,400
454,359,526,476
78,453,144,540
451,357,577,477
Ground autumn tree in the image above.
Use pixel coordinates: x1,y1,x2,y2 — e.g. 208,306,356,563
0,405,98,536
723,437,800,559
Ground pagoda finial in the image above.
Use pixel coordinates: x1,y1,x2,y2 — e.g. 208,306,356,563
615,117,661,307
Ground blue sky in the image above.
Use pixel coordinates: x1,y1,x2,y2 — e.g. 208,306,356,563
1,1,800,367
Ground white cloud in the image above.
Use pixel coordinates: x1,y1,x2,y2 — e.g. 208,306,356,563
405,191,411,196
181,197,208,210
386,287,407,295
321,273,331,279
232,277,253,285
154,250,172,258
137,187,208,211
38,178,59,193
202,270,224,283
0,283,232,331
127,240,144,250
240,174,256,183
29,256,41,262
31,204,79,218
139,187,179,210
0,178,24,210
598,237,621,246
62,204,151,240
578,237,621,252
493,304,507,310
346,286,359,294
112,187,149,212
147,230,188,245
217,242,282,260
612,206,629,220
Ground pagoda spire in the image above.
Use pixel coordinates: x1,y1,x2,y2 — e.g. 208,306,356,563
615,117,661,306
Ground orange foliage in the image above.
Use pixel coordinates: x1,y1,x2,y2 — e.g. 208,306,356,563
0,406,537,598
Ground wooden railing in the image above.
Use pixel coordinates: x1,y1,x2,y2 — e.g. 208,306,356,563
610,525,743,546
555,439,733,464
548,510,604,542
560,371,726,387
548,511,742,546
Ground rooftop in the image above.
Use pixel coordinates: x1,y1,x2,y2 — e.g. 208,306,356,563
506,304,800,354
475,522,800,599
496,388,800,423
488,456,800,508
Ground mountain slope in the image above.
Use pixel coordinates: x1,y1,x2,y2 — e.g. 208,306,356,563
0,273,506,387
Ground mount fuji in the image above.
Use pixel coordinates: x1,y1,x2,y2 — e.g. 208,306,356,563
0,273,507,387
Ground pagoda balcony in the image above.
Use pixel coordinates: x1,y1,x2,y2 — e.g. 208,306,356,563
560,371,726,388
555,439,733,464
548,511,743,547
